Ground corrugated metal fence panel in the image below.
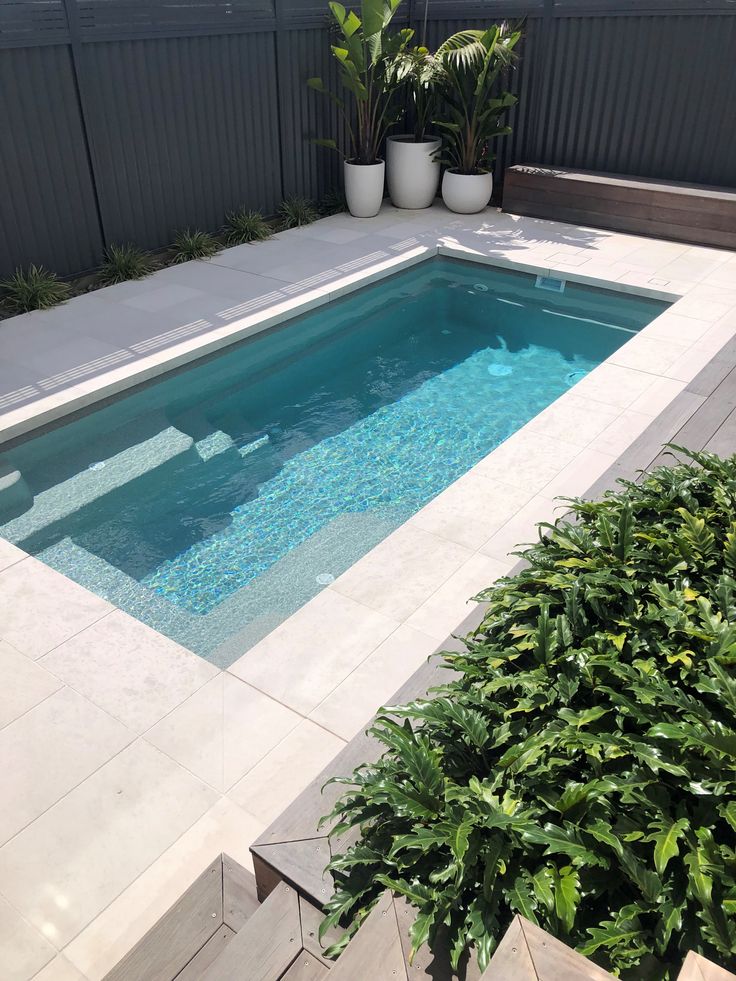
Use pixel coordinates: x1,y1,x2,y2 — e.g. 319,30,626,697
277,27,344,200
79,32,283,246
527,12,736,186
0,42,103,275
1,0,735,280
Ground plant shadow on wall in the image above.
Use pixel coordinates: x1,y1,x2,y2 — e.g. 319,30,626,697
307,0,522,218
320,448,736,979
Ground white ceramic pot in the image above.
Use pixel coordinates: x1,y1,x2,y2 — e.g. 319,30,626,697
386,135,441,210
441,169,494,214
344,159,385,218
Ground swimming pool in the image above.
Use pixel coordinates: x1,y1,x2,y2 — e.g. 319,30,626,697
0,258,668,665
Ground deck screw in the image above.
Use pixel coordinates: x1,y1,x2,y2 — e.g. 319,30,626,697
512,947,517,953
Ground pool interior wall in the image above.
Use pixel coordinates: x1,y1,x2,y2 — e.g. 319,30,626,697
0,258,668,665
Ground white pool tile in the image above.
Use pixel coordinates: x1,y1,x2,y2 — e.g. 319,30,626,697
541,447,618,499
145,673,301,791
527,393,621,447
0,537,26,572
568,362,656,410
609,333,689,374
330,524,472,621
0,741,217,948
471,429,580,494
0,895,55,981
0,687,133,845
409,472,528,550
228,589,398,715
40,610,217,733
480,495,560,563
309,624,439,740
0,642,62,729
31,955,88,981
406,553,510,641
628,375,685,416
644,313,712,344
594,409,659,457
0,559,113,659
229,720,345,827
63,796,263,981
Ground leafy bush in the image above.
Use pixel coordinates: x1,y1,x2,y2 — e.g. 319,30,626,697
278,195,319,229
98,244,154,285
171,229,221,263
319,188,348,217
1,265,70,313
223,209,272,245
323,449,736,979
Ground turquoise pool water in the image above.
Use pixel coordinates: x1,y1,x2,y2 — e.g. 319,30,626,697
0,259,667,665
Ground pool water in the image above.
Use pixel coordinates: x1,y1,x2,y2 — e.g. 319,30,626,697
0,259,667,665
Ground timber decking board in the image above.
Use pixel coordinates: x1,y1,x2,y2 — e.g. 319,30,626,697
103,858,223,981
223,852,260,932
502,165,736,248
173,925,236,981
326,891,407,981
280,954,331,981
199,881,301,981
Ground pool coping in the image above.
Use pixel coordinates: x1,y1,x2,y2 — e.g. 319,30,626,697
1,203,735,981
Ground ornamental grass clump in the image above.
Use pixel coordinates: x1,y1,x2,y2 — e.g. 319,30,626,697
323,449,736,979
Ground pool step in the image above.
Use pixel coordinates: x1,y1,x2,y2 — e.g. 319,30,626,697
0,425,194,542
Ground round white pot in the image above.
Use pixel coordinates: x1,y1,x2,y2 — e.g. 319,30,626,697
386,135,441,210
441,169,494,214
344,159,385,218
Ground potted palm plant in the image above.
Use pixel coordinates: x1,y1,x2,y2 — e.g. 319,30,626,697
386,46,442,209
435,24,521,214
308,0,412,218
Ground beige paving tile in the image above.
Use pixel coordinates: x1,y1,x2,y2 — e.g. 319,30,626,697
309,625,439,740
594,409,658,457
0,687,133,845
409,472,528,550
480,495,561,563
0,537,25,572
662,294,733,322
0,641,62,729
541,447,618,500
40,610,217,734
527,393,621,447
229,720,344,827
0,895,55,981
471,429,580,494
628,375,684,416
609,333,689,374
63,797,262,981
31,955,88,981
228,589,398,715
330,524,472,621
0,741,217,949
568,362,658,410
644,313,712,344
145,673,301,792
406,553,513,642
0,559,113,660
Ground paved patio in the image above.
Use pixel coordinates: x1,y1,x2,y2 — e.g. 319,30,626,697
1,204,735,981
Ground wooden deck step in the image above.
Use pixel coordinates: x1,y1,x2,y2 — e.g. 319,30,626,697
502,165,736,249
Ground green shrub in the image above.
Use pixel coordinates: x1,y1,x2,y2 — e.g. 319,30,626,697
1,265,70,313
223,209,271,245
171,229,221,263
319,187,348,216
323,449,736,979
278,195,319,229
98,244,154,285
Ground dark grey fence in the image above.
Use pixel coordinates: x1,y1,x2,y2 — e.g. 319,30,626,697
1,0,735,279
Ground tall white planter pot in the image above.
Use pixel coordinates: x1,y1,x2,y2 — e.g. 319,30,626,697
386,135,441,209
441,169,494,214
344,159,385,218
